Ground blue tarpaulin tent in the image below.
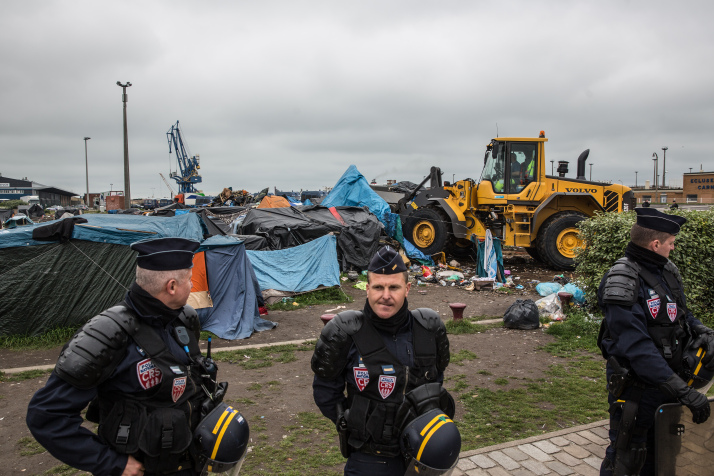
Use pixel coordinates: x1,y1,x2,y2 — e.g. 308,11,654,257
195,236,276,340
321,165,432,263
246,234,340,292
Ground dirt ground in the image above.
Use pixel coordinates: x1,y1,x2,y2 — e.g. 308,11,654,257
1,251,571,475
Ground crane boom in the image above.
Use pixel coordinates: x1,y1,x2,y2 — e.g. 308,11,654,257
166,120,202,194
159,173,175,198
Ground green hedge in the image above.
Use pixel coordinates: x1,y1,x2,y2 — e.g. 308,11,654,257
0,199,26,209
575,208,714,326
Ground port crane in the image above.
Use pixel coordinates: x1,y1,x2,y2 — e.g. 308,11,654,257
166,120,202,194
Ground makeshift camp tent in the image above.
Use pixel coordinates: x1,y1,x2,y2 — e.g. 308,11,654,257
239,205,382,270
257,195,291,208
0,214,275,339
246,234,340,293
321,165,431,263
0,209,14,226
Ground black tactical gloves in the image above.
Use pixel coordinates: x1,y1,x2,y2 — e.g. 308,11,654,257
660,374,711,424
691,326,714,369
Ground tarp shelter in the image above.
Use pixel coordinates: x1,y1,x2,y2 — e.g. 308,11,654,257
239,205,382,270
246,234,340,292
321,165,431,263
189,236,276,340
0,209,14,225
257,195,291,209
0,214,275,339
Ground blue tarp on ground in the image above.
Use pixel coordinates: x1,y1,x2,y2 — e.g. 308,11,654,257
196,237,276,340
246,234,340,292
321,165,432,263
0,213,204,249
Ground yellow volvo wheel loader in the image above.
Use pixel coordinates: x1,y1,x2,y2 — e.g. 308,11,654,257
397,131,634,270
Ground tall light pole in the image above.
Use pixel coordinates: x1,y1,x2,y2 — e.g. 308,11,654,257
83,137,91,206
652,153,659,202
635,171,638,187
661,146,668,188
117,81,132,209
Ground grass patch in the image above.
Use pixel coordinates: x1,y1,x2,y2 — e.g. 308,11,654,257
226,397,256,406
0,369,53,383
446,318,502,335
266,287,352,312
457,357,607,449
213,342,313,369
494,378,509,386
199,330,218,341
247,383,262,391
40,464,86,475
18,436,46,456
0,326,78,350
477,370,493,376
543,308,602,357
241,412,343,476
450,349,478,366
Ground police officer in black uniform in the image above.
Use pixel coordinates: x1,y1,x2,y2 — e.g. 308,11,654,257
311,246,454,476
27,237,229,476
598,208,714,476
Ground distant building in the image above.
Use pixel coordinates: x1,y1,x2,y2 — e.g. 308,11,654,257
630,170,714,205
0,175,77,207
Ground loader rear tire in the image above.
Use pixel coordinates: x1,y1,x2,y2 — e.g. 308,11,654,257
536,212,587,270
404,208,449,256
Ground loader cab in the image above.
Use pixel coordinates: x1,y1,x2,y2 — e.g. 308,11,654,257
482,140,539,197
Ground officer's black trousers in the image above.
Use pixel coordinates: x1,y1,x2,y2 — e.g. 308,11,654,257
600,385,671,476
344,451,405,476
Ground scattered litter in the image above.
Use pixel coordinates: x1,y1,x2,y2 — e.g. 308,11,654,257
536,282,563,296
515,284,524,290
504,269,511,276
439,280,447,286
347,271,360,281
449,260,460,267
325,305,346,313
353,281,367,290
341,277,348,281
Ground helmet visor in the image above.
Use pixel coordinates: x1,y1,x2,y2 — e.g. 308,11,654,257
403,456,457,476
200,452,246,476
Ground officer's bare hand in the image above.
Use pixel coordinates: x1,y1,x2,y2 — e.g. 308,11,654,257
122,455,144,476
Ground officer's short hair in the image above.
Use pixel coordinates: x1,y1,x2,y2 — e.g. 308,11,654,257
630,223,672,248
136,266,192,296
367,270,409,285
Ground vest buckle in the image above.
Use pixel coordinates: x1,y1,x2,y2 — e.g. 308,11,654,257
116,424,130,445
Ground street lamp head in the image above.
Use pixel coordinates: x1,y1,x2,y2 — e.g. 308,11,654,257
116,81,121,86
652,152,658,158
84,137,91,141
662,146,668,151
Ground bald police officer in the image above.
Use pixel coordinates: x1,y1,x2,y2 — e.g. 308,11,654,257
598,208,714,476
311,246,454,476
27,237,225,476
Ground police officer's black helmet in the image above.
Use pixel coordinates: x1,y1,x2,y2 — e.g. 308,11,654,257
683,345,714,391
194,403,250,475
401,409,461,476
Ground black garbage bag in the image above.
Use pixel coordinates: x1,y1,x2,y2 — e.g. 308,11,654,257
503,299,540,330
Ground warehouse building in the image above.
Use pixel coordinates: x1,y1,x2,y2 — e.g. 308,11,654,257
0,175,77,207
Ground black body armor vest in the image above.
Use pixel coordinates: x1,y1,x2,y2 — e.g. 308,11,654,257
344,314,440,457
599,258,691,375
93,306,207,474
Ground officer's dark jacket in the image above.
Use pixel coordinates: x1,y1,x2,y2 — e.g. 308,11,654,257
311,308,450,457
598,254,702,386
27,291,204,476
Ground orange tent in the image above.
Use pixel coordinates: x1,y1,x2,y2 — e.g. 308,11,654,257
257,195,291,209
187,251,213,309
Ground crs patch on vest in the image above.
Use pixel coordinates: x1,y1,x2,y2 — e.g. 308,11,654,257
172,377,187,402
667,303,677,322
353,367,369,392
378,375,397,399
137,358,162,389
647,298,661,319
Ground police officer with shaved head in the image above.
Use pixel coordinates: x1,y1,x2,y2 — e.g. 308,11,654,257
598,208,714,476
27,237,243,476
311,246,456,476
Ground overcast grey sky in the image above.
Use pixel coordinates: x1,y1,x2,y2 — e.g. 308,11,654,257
1,1,712,199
